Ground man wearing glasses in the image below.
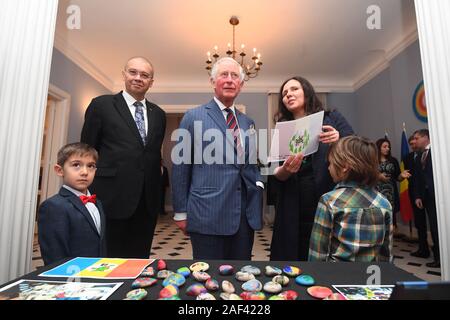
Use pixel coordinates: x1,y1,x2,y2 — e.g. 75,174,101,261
81,57,166,258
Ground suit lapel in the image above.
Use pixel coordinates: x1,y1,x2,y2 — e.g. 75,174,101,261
236,110,250,157
113,92,145,147
206,100,228,133
59,188,100,237
145,100,155,148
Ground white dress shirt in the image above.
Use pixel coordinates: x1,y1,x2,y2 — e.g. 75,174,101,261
122,90,148,135
63,185,101,235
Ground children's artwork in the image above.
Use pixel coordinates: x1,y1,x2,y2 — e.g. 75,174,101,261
39,257,154,279
268,111,324,162
332,285,395,300
0,279,122,300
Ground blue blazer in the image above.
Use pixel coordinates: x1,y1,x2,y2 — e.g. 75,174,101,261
38,187,107,265
171,99,263,235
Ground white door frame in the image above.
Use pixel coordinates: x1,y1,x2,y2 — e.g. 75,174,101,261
39,84,71,204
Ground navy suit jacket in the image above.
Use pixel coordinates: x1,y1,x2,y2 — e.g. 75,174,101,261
38,187,106,265
413,148,435,200
171,99,263,235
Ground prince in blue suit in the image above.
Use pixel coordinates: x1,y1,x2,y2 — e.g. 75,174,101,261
171,58,263,260
38,143,106,265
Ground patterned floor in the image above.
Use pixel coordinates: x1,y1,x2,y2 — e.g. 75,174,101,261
32,213,441,281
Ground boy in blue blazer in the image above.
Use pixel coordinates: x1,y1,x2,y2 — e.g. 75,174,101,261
38,143,106,265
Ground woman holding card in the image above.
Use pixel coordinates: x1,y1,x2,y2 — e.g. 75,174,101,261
270,76,354,261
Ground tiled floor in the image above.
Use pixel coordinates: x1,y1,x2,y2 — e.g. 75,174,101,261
32,213,441,281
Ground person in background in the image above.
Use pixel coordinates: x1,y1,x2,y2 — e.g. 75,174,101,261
403,135,429,258
309,136,393,262
375,138,411,236
413,129,440,268
270,76,354,261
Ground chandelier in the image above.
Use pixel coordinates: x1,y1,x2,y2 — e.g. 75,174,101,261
206,16,263,81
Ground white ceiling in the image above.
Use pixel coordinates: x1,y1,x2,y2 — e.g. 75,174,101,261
54,0,418,93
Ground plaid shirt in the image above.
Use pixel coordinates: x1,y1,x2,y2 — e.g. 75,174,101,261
308,181,393,262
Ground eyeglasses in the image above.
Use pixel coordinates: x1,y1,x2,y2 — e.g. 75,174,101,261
217,71,241,80
126,69,153,80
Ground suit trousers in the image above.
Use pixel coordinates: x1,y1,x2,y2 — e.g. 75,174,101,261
424,189,440,260
189,180,255,260
106,191,157,258
410,194,429,252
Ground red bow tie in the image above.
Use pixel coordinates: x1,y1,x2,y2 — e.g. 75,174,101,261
79,194,96,205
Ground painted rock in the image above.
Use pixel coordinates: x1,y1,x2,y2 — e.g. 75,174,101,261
140,266,155,277
265,266,282,276
205,278,219,291
157,259,167,271
186,284,208,297
157,270,174,279
295,274,315,286
240,291,266,300
131,277,157,289
263,281,282,294
190,262,209,272
283,265,302,277
241,265,261,276
235,271,255,282
278,290,299,300
307,286,333,299
177,267,191,278
269,295,286,300
124,288,147,300
158,295,181,300
219,264,234,275
159,284,179,299
242,279,263,292
196,293,216,300
221,280,235,293
220,293,242,300
163,273,186,287
192,271,211,282
272,275,290,286
324,293,346,300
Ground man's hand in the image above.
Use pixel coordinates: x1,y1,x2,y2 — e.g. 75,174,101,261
174,219,187,235
415,198,424,209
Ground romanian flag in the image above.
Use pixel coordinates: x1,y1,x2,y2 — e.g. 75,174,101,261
399,129,413,223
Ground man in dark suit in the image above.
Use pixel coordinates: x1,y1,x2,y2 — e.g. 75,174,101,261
38,143,106,265
171,57,263,260
81,57,166,258
413,129,440,268
160,160,169,215
404,135,429,258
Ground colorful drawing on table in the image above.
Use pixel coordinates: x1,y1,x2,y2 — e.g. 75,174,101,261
38,257,154,279
268,111,324,162
0,279,122,300
332,285,395,300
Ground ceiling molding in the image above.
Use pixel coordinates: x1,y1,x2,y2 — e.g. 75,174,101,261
53,31,115,92
353,29,419,91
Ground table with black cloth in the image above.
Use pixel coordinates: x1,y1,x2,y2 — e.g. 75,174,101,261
2,259,420,300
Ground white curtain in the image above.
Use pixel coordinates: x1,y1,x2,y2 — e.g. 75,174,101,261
415,0,450,280
0,0,58,284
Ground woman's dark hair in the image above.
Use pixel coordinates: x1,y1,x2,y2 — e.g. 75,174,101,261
274,76,325,123
375,138,393,162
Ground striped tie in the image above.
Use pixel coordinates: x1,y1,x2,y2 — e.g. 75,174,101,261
225,108,243,157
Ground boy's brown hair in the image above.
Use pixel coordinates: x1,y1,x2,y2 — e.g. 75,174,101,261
328,136,379,186
57,143,98,166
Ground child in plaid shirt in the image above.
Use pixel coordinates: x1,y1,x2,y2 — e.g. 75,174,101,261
309,136,393,262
